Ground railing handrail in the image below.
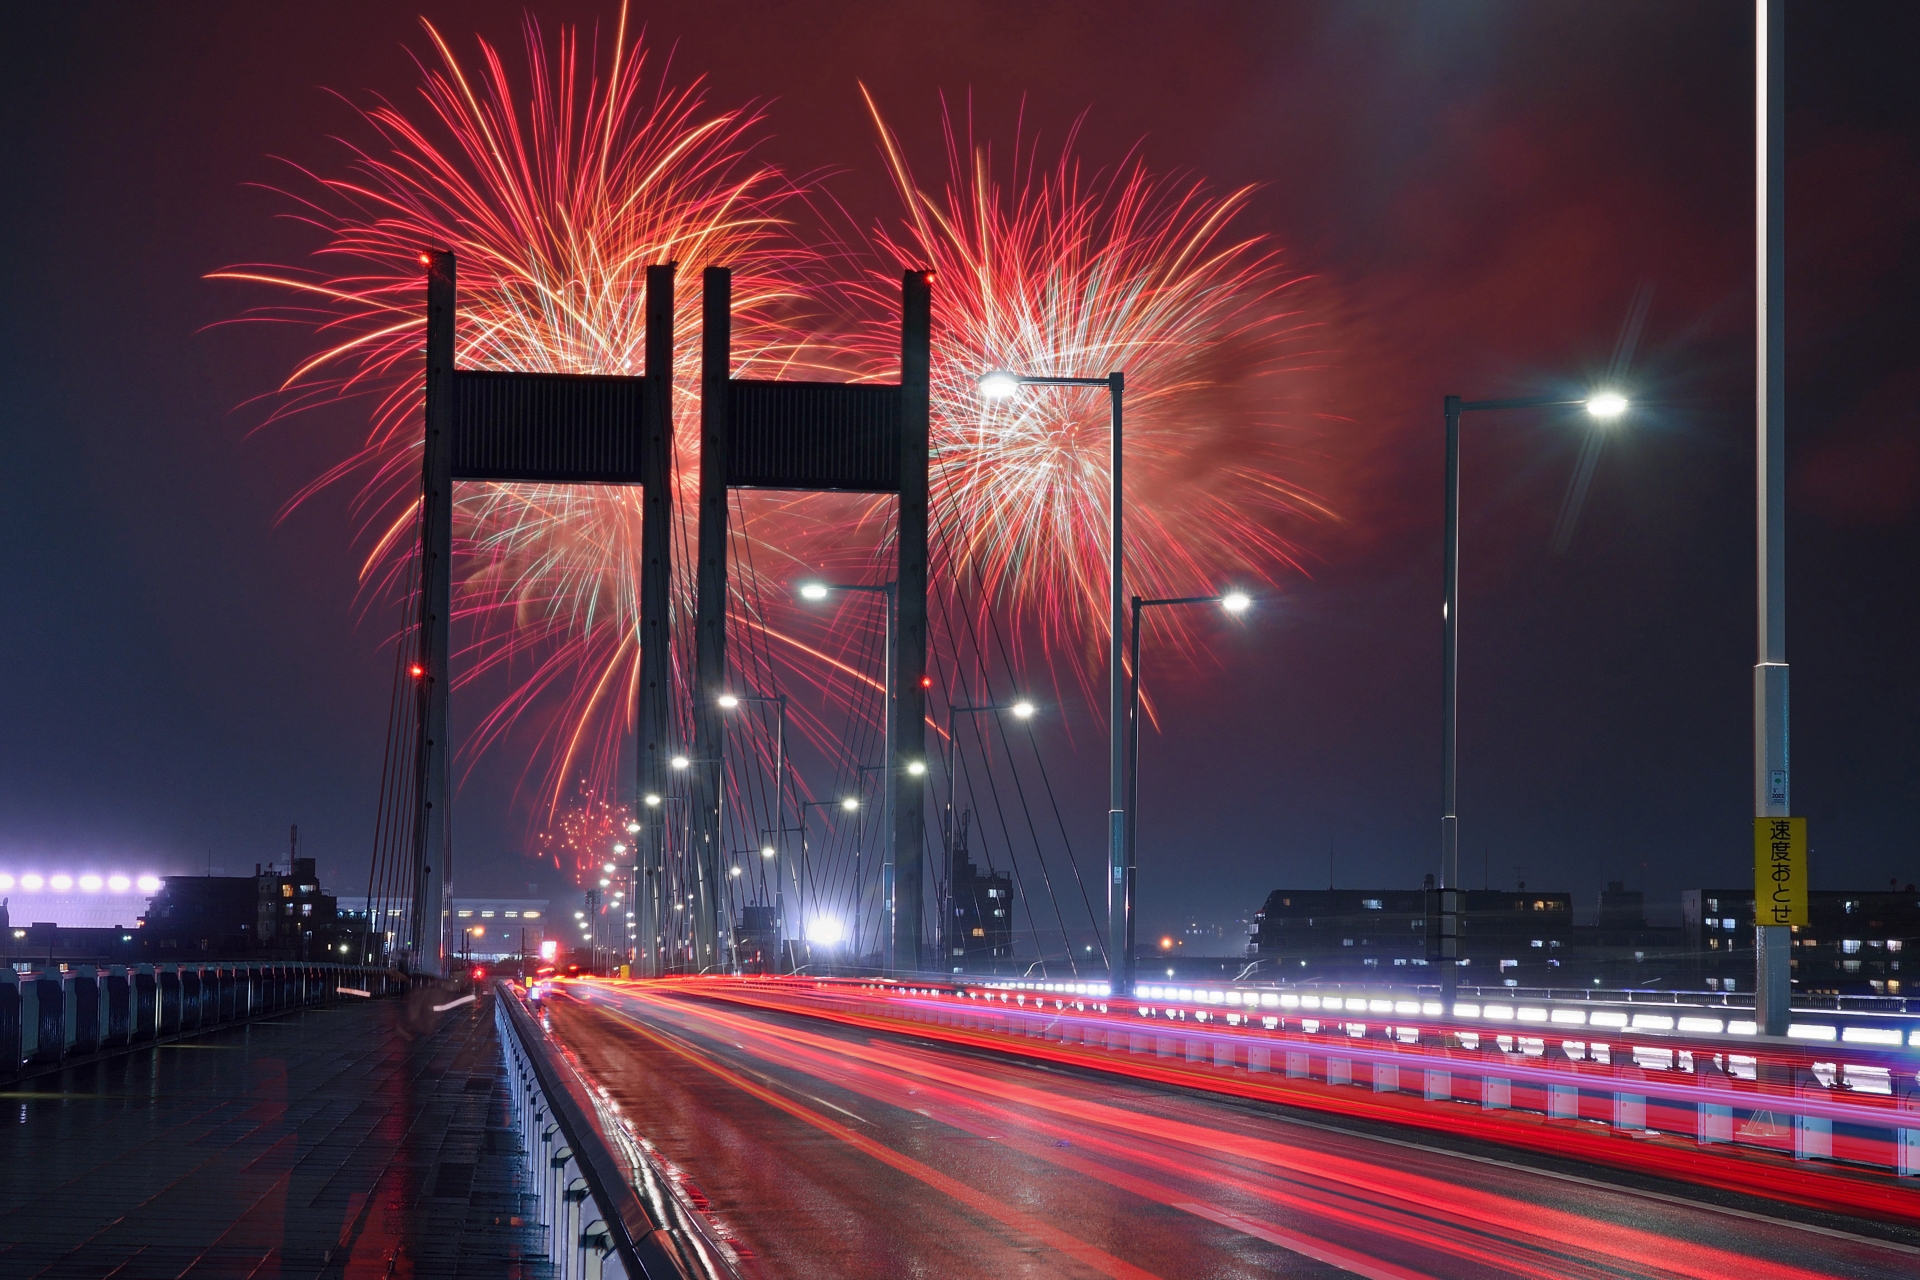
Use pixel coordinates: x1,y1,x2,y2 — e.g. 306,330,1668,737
497,983,718,1280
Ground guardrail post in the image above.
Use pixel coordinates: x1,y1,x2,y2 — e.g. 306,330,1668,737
1694,1055,1731,1143
133,964,156,1041
1247,1044,1270,1073
104,966,130,1048
1613,1063,1648,1133
1898,1078,1920,1176
1372,1058,1400,1093
1326,1054,1352,1087
30,970,65,1065
157,966,181,1036
0,970,20,1081
1480,1046,1510,1111
72,967,100,1054
1286,1049,1309,1079
180,965,202,1032
1793,1068,1832,1161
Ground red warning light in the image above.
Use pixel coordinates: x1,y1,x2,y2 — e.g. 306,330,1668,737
409,664,425,678
920,675,933,689
471,967,484,980
418,252,432,266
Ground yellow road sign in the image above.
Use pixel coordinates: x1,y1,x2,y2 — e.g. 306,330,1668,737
1754,816,1807,927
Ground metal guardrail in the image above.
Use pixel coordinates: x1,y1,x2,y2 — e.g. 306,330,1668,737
496,983,737,1280
778,976,1920,1182
0,961,407,1079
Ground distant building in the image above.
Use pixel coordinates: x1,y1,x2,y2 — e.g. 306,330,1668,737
1250,888,1578,984
944,812,1013,973
144,858,343,958
338,896,548,962
733,905,780,974
1683,887,1919,996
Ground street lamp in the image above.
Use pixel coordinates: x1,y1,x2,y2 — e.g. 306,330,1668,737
1436,390,1629,1000
977,367,1126,989
797,579,901,967
798,797,859,970
717,688,789,972
1120,590,1254,997
942,698,1040,972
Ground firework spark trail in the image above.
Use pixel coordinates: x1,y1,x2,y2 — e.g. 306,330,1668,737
839,91,1339,690
214,11,831,859
223,18,1336,891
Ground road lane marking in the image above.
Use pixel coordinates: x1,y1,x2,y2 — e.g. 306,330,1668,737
1174,1203,1430,1280
432,994,475,1013
599,1000,1164,1280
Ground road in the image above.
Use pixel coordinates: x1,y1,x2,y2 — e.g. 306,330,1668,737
543,981,1920,1280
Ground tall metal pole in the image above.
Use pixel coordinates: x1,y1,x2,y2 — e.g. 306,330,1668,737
893,271,932,975
1754,0,1791,1036
881,583,897,973
1106,371,1128,995
693,267,732,974
1438,394,1463,1001
637,263,674,977
1123,594,1144,995
413,250,455,978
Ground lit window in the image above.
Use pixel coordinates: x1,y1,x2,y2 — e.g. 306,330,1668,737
480,910,495,918
1843,940,1863,954
302,903,312,916
523,911,540,919
1888,940,1903,953
281,885,293,899
457,910,473,919
504,911,518,918
1361,899,1383,911
1530,939,1544,948
1843,959,1862,973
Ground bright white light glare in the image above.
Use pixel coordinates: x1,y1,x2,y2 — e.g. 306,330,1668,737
22,874,44,891
50,875,73,891
840,796,859,811
612,843,626,854
1011,700,1036,719
79,875,103,892
977,370,1021,399
730,866,743,877
137,875,161,892
598,879,611,888
107,875,130,891
805,917,846,946
716,694,740,709
1221,591,1252,612
761,845,777,859
798,582,830,600
671,755,690,769
644,794,662,807
603,863,616,873
626,821,641,834
907,760,926,776
1586,392,1629,419
0,874,12,890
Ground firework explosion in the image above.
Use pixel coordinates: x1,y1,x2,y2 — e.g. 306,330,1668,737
848,94,1335,681
225,13,1332,886
215,11,820,853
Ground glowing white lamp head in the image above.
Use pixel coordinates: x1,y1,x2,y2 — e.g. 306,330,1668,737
80,874,103,892
644,793,662,807
907,760,927,776
761,845,777,859
1011,700,1036,719
50,875,73,892
670,755,690,770
730,865,743,877
716,694,740,709
1586,392,1629,419
1221,591,1252,613
137,875,161,893
798,582,830,601
977,370,1021,399
626,821,641,834
840,796,859,812
108,874,130,891
805,917,846,946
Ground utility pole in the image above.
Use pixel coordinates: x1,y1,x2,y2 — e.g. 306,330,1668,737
1753,0,1792,1037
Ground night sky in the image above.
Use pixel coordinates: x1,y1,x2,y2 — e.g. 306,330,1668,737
3,2,1916,937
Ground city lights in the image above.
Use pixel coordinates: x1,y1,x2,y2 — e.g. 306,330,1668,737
1586,391,1630,419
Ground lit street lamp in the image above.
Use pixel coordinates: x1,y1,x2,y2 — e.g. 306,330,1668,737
1435,391,1628,999
978,367,1126,989
1119,590,1252,996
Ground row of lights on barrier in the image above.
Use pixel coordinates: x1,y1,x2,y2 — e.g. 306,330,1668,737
0,873,162,893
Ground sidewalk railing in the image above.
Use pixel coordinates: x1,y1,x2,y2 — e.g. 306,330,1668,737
0,961,407,1079
496,983,735,1280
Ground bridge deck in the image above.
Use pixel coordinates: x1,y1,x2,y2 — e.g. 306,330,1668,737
0,984,551,1278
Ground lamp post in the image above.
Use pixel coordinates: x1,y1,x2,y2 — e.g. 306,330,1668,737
1436,391,1629,1001
798,797,859,971
1121,591,1251,998
941,700,1036,968
979,369,1126,990
713,689,787,973
798,581,899,966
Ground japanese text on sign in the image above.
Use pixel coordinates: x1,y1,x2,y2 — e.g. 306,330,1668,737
1752,816,1807,927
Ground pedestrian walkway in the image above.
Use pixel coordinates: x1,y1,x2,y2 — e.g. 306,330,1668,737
0,983,554,1278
